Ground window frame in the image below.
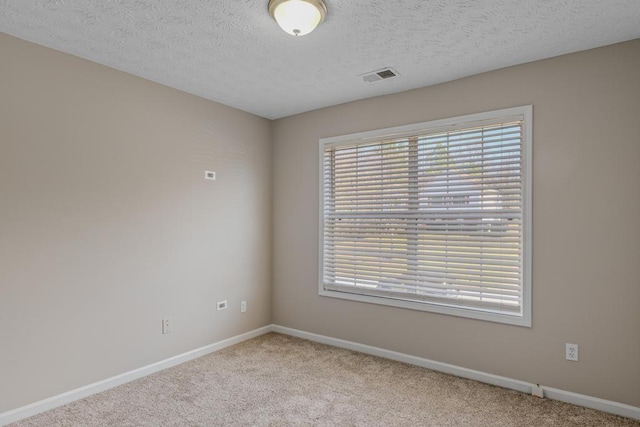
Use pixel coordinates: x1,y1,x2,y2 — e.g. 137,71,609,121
318,106,532,327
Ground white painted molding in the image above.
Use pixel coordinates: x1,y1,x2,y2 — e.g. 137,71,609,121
542,387,640,421
0,325,272,426
3,324,638,425
272,325,640,421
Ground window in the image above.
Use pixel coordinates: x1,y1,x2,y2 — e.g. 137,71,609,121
319,106,532,326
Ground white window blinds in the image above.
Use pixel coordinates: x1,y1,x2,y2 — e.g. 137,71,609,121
320,107,532,324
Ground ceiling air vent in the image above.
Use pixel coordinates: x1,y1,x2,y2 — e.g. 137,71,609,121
360,67,399,83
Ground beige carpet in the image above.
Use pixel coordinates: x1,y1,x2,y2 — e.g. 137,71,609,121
11,333,639,426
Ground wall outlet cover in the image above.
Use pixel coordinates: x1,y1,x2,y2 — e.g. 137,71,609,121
566,343,579,361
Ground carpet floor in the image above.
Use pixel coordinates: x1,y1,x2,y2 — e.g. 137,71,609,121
11,333,639,426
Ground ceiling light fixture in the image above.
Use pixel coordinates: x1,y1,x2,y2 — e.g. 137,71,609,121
268,0,327,36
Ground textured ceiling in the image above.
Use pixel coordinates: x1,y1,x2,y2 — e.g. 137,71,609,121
1,1,639,119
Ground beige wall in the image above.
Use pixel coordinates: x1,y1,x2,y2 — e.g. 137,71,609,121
0,33,272,412
272,40,640,407
2,29,639,414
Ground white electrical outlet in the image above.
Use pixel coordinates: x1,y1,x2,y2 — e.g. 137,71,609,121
205,171,216,181
566,343,579,361
241,300,247,312
162,318,173,334
217,300,228,311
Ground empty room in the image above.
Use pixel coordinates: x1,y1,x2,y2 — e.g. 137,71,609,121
1,1,639,425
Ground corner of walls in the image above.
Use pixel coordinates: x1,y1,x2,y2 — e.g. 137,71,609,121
267,118,277,326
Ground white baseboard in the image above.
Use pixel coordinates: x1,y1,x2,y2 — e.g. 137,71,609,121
3,324,638,425
0,325,272,426
272,325,640,421
542,387,640,421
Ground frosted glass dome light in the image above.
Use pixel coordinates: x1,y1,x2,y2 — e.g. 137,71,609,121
268,0,327,36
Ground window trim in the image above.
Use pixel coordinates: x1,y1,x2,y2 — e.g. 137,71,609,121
318,106,532,327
